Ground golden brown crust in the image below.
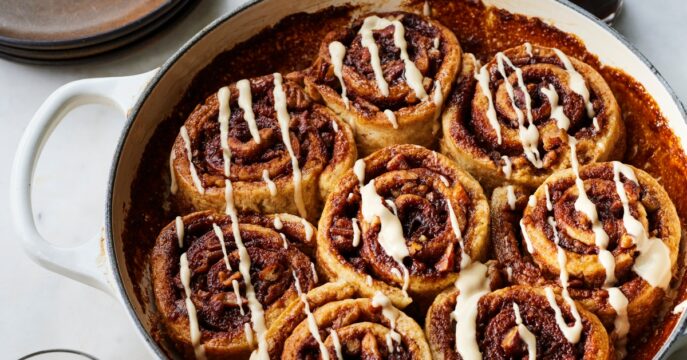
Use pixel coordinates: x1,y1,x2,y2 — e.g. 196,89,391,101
171,74,357,223
304,11,462,156
426,285,613,360
317,144,490,309
266,282,431,359
441,44,625,191
150,211,318,359
490,162,681,339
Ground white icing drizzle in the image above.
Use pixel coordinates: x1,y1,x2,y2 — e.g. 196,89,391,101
495,52,543,168
544,192,583,344
223,178,269,359
354,159,366,186
451,261,490,359
280,233,288,249
273,73,307,218
236,231,269,359
360,179,410,294
218,86,232,176
244,323,254,346
392,20,428,100
358,16,428,99
293,271,330,360
506,185,517,210
439,175,450,187
506,266,513,282
432,80,444,121
212,223,232,272
330,329,344,360
331,120,339,132
385,199,398,216
528,195,536,207
328,41,350,109
553,48,595,118
673,300,687,314
233,279,246,316
273,215,283,230
371,291,402,353
423,1,431,17
541,84,571,131
607,287,629,357
519,220,536,254
612,161,671,289
366,275,373,286
432,37,440,50
544,184,552,211
544,286,583,344
358,17,390,96
311,262,319,284
236,79,261,144
175,216,184,248
180,126,205,194
180,253,207,360
301,218,313,242
347,193,354,201
524,42,533,57
262,169,277,196
512,302,537,360
592,117,600,131
448,198,492,359
569,136,615,287
351,218,361,247
501,156,512,179
475,65,501,144
214,222,248,318
170,149,178,194
384,109,399,129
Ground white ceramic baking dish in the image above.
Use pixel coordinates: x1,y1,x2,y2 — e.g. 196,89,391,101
11,0,687,358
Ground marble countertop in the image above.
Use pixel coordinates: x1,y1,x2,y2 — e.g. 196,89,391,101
1,0,685,358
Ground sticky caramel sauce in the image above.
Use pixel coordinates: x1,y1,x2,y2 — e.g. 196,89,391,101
123,1,687,357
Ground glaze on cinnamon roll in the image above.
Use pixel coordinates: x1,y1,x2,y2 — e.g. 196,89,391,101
151,211,319,359
426,285,613,360
170,73,357,222
317,144,489,308
304,12,461,155
440,44,625,191
266,282,431,359
491,162,680,356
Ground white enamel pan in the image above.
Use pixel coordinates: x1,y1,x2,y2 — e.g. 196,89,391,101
10,0,687,358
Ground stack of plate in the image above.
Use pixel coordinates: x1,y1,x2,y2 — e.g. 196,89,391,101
0,0,191,62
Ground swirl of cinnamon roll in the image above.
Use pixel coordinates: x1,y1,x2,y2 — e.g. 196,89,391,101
304,11,461,155
317,144,489,309
490,162,680,355
426,285,613,360
170,73,357,222
440,44,625,191
151,211,319,359
266,282,431,359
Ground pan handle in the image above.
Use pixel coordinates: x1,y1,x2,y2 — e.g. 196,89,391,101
10,69,158,295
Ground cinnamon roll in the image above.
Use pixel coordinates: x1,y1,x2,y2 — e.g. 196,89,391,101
426,285,613,360
151,211,319,359
440,44,625,191
316,144,490,308
304,12,461,155
491,162,680,355
170,73,357,222
266,281,431,359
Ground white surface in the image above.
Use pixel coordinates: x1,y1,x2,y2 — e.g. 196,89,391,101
0,0,685,358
